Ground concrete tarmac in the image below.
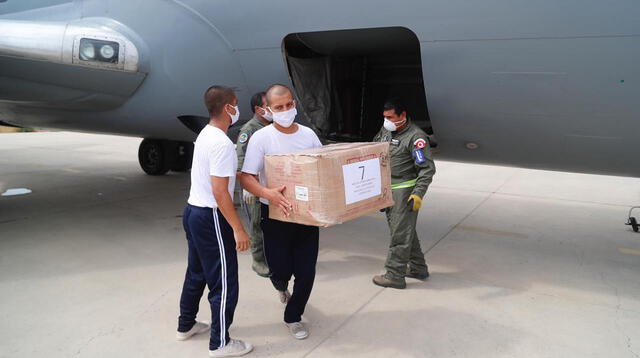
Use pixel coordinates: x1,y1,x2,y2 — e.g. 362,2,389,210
1,132,639,358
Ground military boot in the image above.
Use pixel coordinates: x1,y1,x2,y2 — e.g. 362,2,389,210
252,261,270,278
372,274,406,289
405,266,429,281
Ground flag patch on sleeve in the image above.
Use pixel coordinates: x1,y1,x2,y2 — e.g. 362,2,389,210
413,149,426,164
414,138,427,149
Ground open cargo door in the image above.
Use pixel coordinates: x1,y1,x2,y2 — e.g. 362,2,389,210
283,27,433,143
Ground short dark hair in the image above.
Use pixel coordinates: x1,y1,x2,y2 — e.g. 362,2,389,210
204,85,236,117
265,84,293,105
250,91,266,113
383,98,407,116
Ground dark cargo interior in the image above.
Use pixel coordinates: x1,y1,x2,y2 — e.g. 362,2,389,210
283,27,432,142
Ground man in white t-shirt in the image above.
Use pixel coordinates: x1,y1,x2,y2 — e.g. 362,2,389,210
176,85,252,357
239,84,322,340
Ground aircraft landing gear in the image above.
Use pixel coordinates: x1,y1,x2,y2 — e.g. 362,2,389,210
138,139,193,175
625,207,640,233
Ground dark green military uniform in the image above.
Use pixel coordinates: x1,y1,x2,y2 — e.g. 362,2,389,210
373,121,436,282
236,116,269,276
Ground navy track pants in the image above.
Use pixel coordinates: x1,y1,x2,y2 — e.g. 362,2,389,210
178,204,238,350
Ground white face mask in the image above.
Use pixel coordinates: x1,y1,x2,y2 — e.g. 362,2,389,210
226,105,240,125
261,107,273,122
270,107,297,128
383,117,405,132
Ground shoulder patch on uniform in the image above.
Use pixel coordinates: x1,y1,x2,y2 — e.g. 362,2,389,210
238,133,249,143
413,148,426,164
414,138,427,149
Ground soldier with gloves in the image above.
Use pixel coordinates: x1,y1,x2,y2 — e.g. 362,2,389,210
372,98,436,289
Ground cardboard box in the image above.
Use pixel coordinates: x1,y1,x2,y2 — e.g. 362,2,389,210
265,142,394,227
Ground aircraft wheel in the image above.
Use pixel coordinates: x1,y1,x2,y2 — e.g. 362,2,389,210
138,139,172,175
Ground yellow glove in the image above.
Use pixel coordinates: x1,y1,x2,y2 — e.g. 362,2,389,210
408,194,422,211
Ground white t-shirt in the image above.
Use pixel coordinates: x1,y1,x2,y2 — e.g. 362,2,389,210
241,124,322,204
187,125,238,208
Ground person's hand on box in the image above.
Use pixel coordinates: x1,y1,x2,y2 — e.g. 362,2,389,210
264,185,292,216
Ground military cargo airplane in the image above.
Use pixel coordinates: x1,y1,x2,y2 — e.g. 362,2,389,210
0,0,638,177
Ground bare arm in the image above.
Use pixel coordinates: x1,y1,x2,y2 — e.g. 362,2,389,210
211,176,249,251
238,172,292,216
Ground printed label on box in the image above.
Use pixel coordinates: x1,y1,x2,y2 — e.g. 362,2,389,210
295,185,309,201
342,158,381,205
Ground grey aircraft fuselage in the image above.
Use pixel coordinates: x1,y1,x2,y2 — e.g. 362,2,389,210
0,0,638,176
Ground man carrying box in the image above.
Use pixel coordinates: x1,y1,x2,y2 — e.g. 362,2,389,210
238,84,322,340
372,98,436,289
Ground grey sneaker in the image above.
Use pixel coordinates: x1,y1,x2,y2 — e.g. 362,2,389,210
278,289,291,304
176,321,210,341
209,339,253,357
285,321,309,340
